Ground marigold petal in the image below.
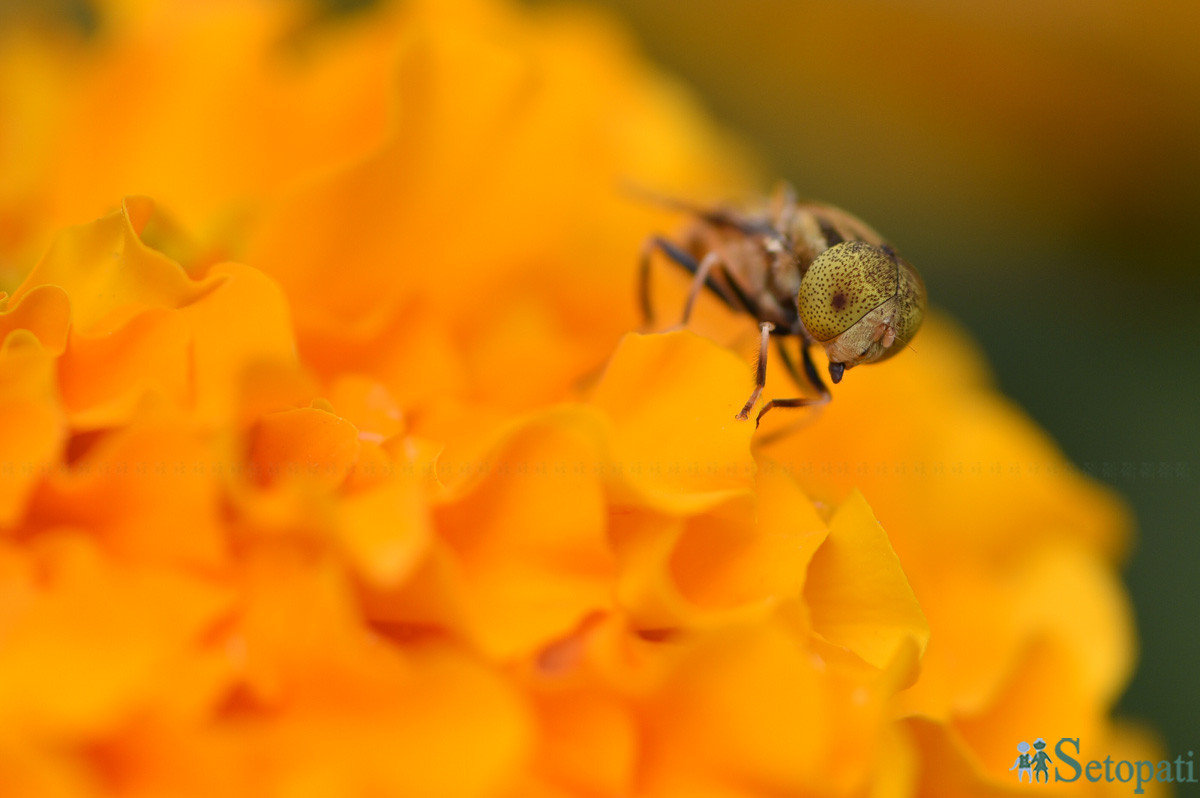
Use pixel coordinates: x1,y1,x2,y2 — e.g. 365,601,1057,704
609,508,691,630
0,2,396,260
99,643,533,798
0,0,1155,793
868,722,919,798
903,717,1022,797
11,198,222,336
804,490,930,669
643,620,884,796
58,308,191,429
463,295,598,412
953,637,1103,785
335,453,431,588
611,466,826,631
671,460,828,610
249,407,360,491
359,539,476,643
178,262,298,426
227,550,532,796
524,686,636,797
1015,544,1136,707
0,742,98,798
904,541,1136,724
0,536,230,739
433,414,614,658
232,547,399,707
8,202,298,430
323,375,405,445
0,284,70,354
591,332,756,513
337,307,471,427
0,338,64,528
901,570,1024,719
762,316,1129,566
243,0,745,418
267,642,531,798
30,421,226,568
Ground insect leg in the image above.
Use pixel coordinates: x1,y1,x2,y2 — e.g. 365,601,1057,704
639,236,742,327
679,251,722,326
787,338,832,398
754,342,831,427
736,321,775,420
638,236,666,326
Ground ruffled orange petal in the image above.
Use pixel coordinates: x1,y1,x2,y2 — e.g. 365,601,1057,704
903,717,1023,797
335,446,432,588
641,620,886,797
0,336,64,528
177,261,297,427
671,460,828,609
432,414,614,659
0,535,230,739
591,332,756,513
1012,543,1136,708
249,407,360,491
322,375,405,445
520,685,637,797
805,490,930,670
223,549,531,796
953,636,1103,785
609,463,827,630
11,198,222,336
0,284,70,354
58,308,192,429
29,420,226,568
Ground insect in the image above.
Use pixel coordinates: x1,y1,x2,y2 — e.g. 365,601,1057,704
638,184,926,425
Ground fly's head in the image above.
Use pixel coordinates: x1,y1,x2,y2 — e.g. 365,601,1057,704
797,240,926,383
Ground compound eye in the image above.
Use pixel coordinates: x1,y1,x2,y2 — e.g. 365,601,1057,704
797,241,898,343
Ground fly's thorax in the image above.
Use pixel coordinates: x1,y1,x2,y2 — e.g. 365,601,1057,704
782,202,887,263
797,240,926,375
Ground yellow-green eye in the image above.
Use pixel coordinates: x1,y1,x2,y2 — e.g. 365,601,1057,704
797,240,926,368
798,241,893,341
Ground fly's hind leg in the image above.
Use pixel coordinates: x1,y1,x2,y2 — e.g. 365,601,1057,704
678,251,722,327
639,235,739,329
638,236,670,327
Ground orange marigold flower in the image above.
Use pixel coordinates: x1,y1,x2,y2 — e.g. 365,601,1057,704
0,0,1161,796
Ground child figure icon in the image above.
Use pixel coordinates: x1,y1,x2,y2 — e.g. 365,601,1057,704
1010,741,1033,783
1031,738,1053,783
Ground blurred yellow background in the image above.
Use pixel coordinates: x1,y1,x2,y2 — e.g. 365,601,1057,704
539,0,1200,754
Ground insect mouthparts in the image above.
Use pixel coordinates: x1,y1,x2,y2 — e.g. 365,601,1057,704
829,362,845,384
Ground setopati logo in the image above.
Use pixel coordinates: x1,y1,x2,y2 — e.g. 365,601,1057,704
1010,737,1196,794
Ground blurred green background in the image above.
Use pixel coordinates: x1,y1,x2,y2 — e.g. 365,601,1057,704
531,0,1200,755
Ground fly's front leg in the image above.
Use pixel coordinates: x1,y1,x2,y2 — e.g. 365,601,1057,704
754,340,831,427
736,321,775,420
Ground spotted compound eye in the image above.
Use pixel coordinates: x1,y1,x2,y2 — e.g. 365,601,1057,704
797,240,925,360
798,241,896,341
